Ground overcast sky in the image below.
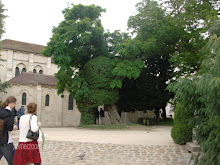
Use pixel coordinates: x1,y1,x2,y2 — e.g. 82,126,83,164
2,0,142,46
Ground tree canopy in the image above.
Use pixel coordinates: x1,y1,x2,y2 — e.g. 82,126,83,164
116,0,219,121
116,0,178,120
164,0,219,76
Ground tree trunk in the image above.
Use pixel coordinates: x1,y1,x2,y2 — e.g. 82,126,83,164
105,104,122,124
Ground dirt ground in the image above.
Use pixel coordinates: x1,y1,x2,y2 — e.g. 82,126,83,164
13,125,175,145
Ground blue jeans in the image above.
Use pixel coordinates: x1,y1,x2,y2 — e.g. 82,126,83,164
0,143,15,165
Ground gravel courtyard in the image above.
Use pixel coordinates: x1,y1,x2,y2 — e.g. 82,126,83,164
0,126,192,165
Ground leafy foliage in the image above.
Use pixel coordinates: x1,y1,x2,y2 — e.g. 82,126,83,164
116,0,176,120
0,79,10,94
164,0,219,76
0,1,6,40
117,54,172,113
104,30,130,55
42,4,108,69
83,56,119,107
194,25,220,164
168,21,220,164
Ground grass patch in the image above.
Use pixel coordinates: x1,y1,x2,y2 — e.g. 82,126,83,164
78,124,127,130
127,123,147,127
158,119,174,126
127,123,143,126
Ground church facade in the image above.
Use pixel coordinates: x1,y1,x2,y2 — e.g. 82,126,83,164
0,39,81,127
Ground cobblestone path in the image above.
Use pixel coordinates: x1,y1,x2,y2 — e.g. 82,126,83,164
0,139,191,165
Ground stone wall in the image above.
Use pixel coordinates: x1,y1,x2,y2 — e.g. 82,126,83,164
0,49,59,82
121,110,155,124
1,84,81,127
61,91,81,127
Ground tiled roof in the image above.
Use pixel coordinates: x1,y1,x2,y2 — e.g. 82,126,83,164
1,39,45,54
9,72,58,86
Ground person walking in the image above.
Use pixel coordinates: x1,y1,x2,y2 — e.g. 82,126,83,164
13,102,42,165
99,108,105,125
0,96,18,165
16,106,25,129
12,107,18,127
95,109,100,125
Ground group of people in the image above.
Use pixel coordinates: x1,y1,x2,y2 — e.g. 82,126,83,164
95,108,105,125
0,96,42,165
10,105,25,130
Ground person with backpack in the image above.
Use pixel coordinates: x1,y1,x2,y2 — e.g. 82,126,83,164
0,96,18,165
17,106,25,129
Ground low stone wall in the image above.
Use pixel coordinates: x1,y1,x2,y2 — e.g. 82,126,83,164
121,110,155,124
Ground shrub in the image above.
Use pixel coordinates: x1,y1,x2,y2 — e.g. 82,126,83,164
171,103,193,145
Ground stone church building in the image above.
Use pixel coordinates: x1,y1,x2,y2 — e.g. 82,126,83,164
0,39,81,127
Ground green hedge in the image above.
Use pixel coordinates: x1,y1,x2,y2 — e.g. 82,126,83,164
171,103,193,145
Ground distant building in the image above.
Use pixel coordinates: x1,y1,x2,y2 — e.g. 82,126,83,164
0,39,81,126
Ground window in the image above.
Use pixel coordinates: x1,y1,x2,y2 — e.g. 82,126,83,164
22,68,26,72
39,70,43,74
22,93,26,105
45,94,49,106
15,67,20,76
33,69,36,73
68,95,74,110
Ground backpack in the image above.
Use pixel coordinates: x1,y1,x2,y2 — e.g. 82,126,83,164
0,107,6,139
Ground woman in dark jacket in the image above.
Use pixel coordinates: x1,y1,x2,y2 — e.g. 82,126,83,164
0,96,18,165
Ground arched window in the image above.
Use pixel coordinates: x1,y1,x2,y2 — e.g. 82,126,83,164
22,92,26,105
22,68,26,72
39,70,43,74
15,67,20,76
33,69,36,73
68,95,74,110
45,94,49,106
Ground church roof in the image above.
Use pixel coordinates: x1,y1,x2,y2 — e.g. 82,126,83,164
9,72,58,86
1,39,45,54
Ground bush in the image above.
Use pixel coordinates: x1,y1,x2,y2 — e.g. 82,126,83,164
159,119,174,126
171,103,193,145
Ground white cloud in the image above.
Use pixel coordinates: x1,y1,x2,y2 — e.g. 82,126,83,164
2,0,141,45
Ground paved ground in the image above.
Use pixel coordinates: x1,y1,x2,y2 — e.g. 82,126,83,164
0,126,192,165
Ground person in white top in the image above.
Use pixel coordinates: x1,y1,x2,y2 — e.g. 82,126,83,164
0,96,18,165
13,102,42,165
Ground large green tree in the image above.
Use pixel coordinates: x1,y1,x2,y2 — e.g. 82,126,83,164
115,0,179,121
42,4,110,124
43,4,144,124
117,0,218,122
